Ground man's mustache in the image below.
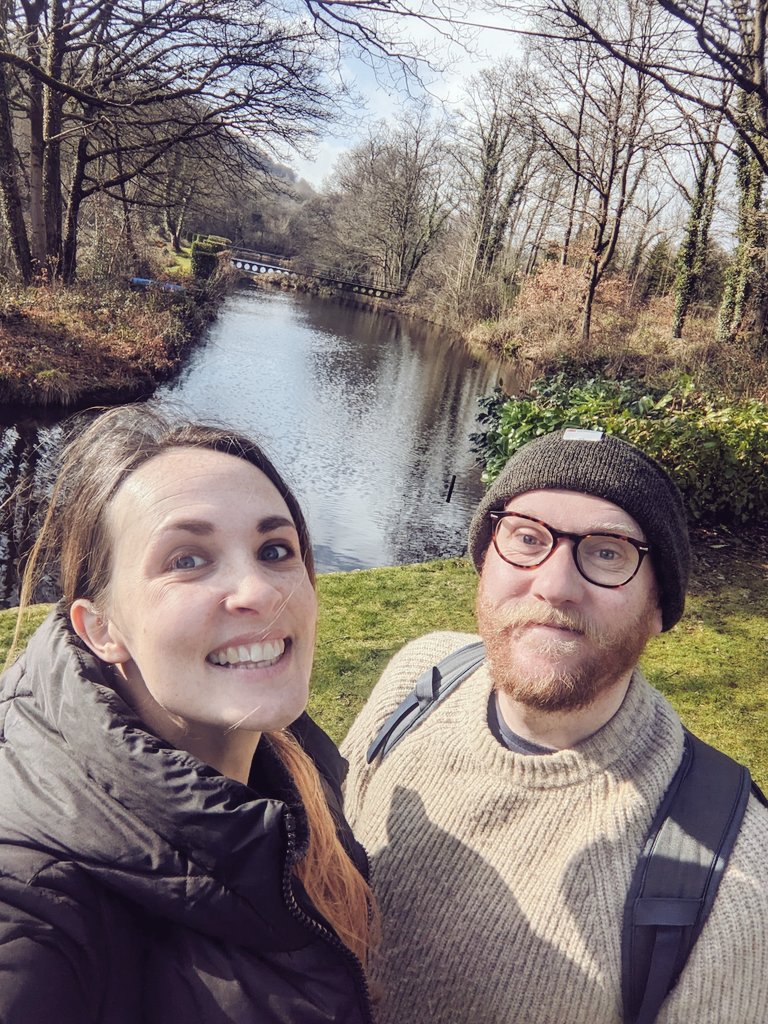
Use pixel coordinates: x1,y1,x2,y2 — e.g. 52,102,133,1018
482,601,600,641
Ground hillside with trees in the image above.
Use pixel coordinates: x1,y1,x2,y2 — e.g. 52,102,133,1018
1,0,768,403
279,1,768,399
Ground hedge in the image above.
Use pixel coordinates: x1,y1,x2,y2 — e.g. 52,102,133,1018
471,374,768,525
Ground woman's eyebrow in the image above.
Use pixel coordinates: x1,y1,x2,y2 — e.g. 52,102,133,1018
159,519,214,536
257,515,296,534
157,515,296,538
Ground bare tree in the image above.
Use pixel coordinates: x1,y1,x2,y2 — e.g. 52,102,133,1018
0,0,378,282
454,59,541,289
505,0,768,347
668,107,729,337
302,107,455,292
518,0,671,343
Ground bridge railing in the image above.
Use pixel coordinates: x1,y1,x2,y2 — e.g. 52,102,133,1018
230,250,403,299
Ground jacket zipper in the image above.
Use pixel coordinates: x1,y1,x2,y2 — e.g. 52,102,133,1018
282,811,376,1024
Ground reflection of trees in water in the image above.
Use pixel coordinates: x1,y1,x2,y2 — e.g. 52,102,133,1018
365,326,495,566
300,295,499,569
380,352,491,567
0,423,64,608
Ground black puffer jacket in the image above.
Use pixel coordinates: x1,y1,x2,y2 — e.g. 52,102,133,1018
0,610,374,1023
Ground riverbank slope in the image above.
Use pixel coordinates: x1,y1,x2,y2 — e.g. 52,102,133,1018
0,272,230,411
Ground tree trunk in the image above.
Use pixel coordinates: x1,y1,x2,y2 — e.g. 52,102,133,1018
717,132,765,346
42,0,67,275
28,78,46,265
672,156,710,339
581,258,599,346
580,191,610,345
22,0,47,266
0,60,33,283
562,75,589,267
61,135,89,284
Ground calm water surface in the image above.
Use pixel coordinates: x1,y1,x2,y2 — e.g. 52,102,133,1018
155,289,508,571
0,288,511,604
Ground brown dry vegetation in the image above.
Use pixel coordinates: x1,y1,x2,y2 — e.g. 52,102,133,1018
0,273,230,410
464,265,768,399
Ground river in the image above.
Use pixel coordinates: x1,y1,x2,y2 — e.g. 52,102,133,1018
0,287,512,605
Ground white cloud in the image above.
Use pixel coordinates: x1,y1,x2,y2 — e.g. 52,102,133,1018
292,7,525,188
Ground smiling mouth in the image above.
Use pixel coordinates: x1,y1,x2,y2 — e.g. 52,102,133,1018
207,639,286,668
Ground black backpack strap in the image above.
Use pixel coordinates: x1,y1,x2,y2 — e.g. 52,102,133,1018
622,729,753,1024
751,778,768,809
366,641,486,764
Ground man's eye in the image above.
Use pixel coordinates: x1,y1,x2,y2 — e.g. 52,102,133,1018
260,542,292,562
597,548,619,561
515,531,546,547
170,553,206,571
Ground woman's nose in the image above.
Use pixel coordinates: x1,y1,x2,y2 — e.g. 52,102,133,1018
222,564,284,615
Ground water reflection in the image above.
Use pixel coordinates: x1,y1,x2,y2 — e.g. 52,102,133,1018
0,419,64,607
0,288,513,605
154,289,509,572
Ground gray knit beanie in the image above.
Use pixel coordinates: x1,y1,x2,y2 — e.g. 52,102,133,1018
468,428,690,631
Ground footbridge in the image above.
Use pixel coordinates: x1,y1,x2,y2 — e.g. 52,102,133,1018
230,249,402,299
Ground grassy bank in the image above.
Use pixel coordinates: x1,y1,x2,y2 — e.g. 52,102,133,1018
2,532,766,788
0,270,231,410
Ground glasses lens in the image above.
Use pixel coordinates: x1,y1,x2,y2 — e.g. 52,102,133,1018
493,515,553,566
576,535,641,586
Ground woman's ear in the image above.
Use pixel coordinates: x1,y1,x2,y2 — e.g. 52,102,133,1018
70,600,130,664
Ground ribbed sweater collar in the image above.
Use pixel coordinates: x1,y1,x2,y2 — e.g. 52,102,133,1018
453,659,683,791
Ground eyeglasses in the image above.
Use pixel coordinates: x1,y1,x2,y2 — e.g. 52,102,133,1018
489,511,651,589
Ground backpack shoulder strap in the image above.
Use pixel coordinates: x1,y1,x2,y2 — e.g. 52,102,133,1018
622,728,753,1024
366,641,486,764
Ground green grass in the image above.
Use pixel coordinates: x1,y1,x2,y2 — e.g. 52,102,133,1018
310,555,768,791
310,559,477,741
167,245,192,276
2,552,766,788
0,604,49,664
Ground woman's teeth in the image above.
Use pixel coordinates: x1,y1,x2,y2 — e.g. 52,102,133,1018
207,639,285,667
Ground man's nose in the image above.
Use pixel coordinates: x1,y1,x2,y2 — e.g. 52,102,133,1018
530,540,585,605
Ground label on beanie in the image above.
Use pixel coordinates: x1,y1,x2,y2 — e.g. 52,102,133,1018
563,428,604,442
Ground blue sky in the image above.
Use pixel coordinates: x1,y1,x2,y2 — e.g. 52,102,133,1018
291,8,522,188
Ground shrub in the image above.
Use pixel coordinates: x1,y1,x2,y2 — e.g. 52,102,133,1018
190,240,221,279
471,373,768,525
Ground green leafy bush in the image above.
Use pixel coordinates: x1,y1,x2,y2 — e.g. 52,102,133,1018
471,373,768,524
190,240,221,279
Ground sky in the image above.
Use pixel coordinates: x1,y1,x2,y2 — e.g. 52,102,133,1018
291,7,522,189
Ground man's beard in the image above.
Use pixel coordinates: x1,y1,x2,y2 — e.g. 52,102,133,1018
476,591,658,714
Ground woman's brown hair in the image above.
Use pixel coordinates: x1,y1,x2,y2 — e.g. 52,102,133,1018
12,405,375,964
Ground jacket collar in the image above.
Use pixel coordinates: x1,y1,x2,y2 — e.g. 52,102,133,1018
12,608,315,950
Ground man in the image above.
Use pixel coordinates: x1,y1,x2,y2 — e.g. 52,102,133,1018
342,428,768,1024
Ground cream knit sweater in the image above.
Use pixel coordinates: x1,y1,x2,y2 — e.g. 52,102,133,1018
342,632,768,1024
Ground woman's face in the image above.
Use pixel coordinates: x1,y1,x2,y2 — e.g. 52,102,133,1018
72,447,317,756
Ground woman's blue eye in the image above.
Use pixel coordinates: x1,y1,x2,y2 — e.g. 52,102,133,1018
170,553,206,571
261,542,292,562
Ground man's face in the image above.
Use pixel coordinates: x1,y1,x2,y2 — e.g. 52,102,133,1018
476,489,663,713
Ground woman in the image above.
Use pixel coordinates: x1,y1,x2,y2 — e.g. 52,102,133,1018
0,406,376,1023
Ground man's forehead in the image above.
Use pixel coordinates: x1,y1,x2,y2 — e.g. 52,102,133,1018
502,488,644,537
